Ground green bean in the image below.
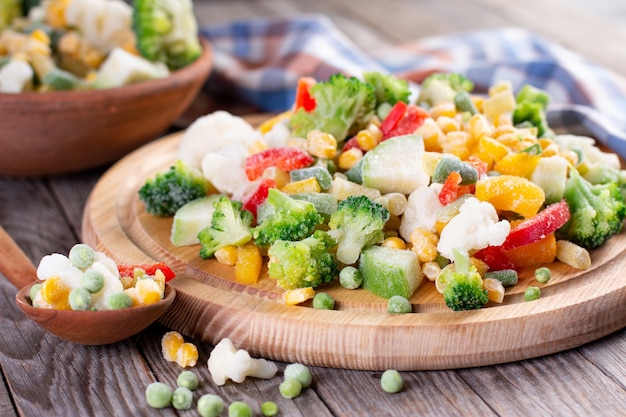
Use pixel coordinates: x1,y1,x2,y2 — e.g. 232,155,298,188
484,269,518,287
145,382,172,409
431,156,478,185
197,394,224,417
454,91,478,115
312,292,335,310
387,295,412,314
380,369,403,393
284,363,312,388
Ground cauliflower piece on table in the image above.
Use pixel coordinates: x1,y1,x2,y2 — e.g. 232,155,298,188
437,197,510,260
207,338,278,386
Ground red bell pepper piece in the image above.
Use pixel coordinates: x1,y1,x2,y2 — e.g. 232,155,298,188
244,147,314,181
438,171,473,205
342,136,364,152
380,101,407,137
118,262,176,282
500,200,570,250
473,246,516,271
381,103,430,140
242,178,276,220
293,76,316,112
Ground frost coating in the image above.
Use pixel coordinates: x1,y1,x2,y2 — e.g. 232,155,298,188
399,183,443,241
437,197,510,260
207,338,278,386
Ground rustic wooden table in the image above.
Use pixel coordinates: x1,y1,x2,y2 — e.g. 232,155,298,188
3,1,626,416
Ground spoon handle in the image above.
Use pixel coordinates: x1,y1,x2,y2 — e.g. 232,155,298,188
0,225,38,290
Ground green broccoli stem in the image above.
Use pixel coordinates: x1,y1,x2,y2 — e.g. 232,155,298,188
451,248,470,276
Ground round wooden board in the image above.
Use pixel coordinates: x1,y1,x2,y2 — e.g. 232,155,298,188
82,117,626,371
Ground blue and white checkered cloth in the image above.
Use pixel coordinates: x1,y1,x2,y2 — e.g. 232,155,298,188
201,14,626,158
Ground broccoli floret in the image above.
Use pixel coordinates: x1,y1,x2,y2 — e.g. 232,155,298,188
557,167,626,249
267,230,339,290
197,195,253,259
252,188,324,247
138,159,208,216
132,0,202,69
327,195,390,265
363,71,411,106
290,73,376,143
417,72,474,108
440,248,489,311
513,84,553,137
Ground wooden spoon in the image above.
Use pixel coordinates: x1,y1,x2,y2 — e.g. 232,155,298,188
0,225,175,345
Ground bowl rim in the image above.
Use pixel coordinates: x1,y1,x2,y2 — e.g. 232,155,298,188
0,37,213,102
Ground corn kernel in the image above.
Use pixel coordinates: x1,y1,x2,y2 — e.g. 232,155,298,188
382,192,408,216
337,147,363,170
284,287,315,305
381,236,407,250
162,331,184,362
40,276,71,310
467,114,493,140
328,176,381,201
176,342,199,368
436,115,460,134
488,80,513,96
235,243,263,285
556,240,591,270
430,101,457,119
286,137,309,151
422,261,441,282
262,166,290,189
281,177,321,194
356,129,379,151
135,278,162,305
30,29,50,46
409,227,439,263
215,246,238,265
482,90,516,120
441,131,472,160
307,130,337,159
483,277,505,303
416,118,444,152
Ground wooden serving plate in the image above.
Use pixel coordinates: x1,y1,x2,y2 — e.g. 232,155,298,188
82,116,626,370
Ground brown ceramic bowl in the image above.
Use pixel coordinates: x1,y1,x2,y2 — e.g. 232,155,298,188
0,37,213,177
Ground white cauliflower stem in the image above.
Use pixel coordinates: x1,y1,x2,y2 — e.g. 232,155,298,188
399,183,443,241
437,197,510,260
207,338,278,386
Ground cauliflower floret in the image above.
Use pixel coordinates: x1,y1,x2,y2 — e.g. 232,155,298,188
37,253,83,288
261,119,291,148
437,197,510,260
207,338,278,386
553,134,620,170
178,111,261,169
87,252,124,310
0,59,34,93
399,183,443,241
64,0,135,54
201,144,259,202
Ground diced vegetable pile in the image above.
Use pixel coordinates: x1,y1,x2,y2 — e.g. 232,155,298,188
0,0,201,92
139,70,626,311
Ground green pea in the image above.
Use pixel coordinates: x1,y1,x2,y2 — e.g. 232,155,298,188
535,267,551,283
279,378,302,399
260,401,279,416
81,269,105,293
177,370,199,390
380,369,403,393
69,287,92,311
197,394,224,417
228,401,252,417
284,363,312,388
339,266,362,289
171,386,193,410
312,292,335,310
145,382,172,409
107,292,132,310
387,295,412,314
524,286,541,301
68,243,96,270
29,283,42,303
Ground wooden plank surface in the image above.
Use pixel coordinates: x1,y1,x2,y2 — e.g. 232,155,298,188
1,0,626,416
